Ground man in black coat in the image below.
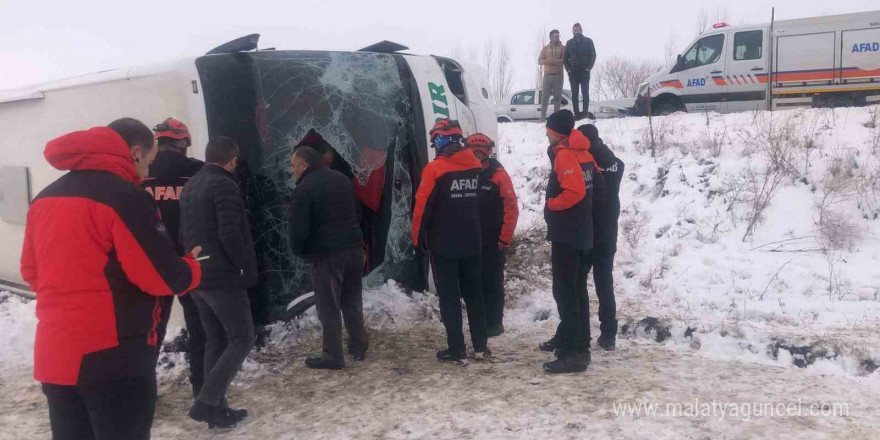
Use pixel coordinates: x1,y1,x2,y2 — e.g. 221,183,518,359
142,118,206,399
579,124,625,350
563,23,597,120
180,137,258,429
288,146,369,370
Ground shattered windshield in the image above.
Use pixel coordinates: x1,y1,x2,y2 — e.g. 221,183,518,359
197,51,423,319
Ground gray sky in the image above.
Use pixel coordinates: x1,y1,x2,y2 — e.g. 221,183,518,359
1,0,877,92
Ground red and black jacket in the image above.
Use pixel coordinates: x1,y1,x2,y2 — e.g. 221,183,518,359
20,127,201,386
544,129,604,251
412,148,482,258
477,158,519,250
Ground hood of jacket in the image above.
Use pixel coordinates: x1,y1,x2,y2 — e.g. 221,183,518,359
551,129,591,155
440,148,482,169
44,127,141,184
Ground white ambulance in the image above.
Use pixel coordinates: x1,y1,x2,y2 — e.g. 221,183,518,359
633,10,880,115
0,36,497,314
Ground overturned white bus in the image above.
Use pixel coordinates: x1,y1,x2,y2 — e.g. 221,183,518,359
0,35,498,320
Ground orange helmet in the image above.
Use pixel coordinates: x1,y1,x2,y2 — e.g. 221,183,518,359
465,133,495,156
429,119,463,142
153,118,192,147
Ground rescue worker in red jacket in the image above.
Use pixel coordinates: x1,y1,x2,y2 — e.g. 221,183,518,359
465,134,519,337
539,109,603,374
20,118,201,440
412,120,491,363
142,118,206,397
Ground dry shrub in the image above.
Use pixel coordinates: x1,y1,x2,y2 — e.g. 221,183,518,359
505,221,550,284
814,153,860,250
863,105,880,129
638,113,684,155
620,205,650,255
856,156,880,219
700,111,729,158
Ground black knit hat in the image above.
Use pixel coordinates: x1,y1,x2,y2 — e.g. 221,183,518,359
579,124,600,144
546,110,575,136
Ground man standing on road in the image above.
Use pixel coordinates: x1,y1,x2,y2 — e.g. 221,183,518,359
180,137,257,430
539,29,566,121
564,23,597,120
22,118,201,440
578,124,625,350
413,120,491,364
541,110,600,374
466,133,519,337
287,146,370,370
142,118,206,398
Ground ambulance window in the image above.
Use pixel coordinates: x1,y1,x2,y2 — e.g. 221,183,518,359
512,91,535,105
682,34,724,70
734,31,763,61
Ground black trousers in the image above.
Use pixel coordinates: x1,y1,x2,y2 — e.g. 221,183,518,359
432,253,488,352
192,288,255,407
551,242,591,350
178,293,206,397
310,247,370,361
569,70,591,118
42,375,157,440
589,242,618,337
481,247,507,329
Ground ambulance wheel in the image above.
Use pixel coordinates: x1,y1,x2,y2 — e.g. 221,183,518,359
652,101,679,116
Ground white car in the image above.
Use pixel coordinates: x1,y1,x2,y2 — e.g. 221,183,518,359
496,88,629,122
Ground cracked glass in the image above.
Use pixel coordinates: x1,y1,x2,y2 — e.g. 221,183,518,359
197,51,424,318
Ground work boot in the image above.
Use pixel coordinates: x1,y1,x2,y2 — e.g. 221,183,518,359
223,406,248,423
349,342,368,361
472,349,493,361
597,334,616,351
305,354,344,370
209,407,248,429
189,401,238,430
487,324,505,337
543,350,590,374
436,348,468,364
539,337,559,352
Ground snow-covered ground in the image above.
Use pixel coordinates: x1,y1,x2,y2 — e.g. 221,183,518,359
2,106,880,439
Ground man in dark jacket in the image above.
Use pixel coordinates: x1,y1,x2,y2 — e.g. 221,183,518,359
466,133,519,337
412,120,491,364
21,118,201,440
541,110,601,374
579,124,625,350
287,146,369,369
142,118,206,398
293,128,354,179
563,23,597,120
180,137,257,429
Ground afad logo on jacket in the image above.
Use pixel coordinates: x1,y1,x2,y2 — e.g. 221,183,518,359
450,178,479,198
561,167,594,187
584,167,595,190
145,185,184,201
